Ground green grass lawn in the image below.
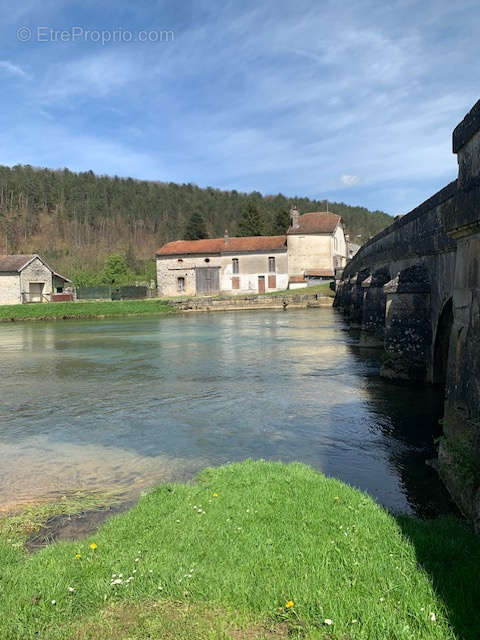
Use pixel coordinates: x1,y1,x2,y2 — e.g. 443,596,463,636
0,299,175,321
0,461,478,639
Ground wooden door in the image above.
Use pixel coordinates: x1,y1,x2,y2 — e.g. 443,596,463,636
196,267,220,295
268,275,276,289
29,283,44,302
258,276,265,293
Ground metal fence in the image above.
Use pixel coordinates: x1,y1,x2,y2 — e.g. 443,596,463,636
111,286,148,300
76,285,150,301
76,286,112,300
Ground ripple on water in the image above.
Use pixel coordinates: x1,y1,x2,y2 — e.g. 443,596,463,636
0,309,456,517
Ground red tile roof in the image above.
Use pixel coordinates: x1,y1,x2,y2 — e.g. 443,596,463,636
156,235,287,256
305,269,334,277
289,276,306,283
0,254,37,272
288,212,341,235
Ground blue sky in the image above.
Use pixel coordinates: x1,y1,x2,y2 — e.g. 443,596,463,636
0,0,479,215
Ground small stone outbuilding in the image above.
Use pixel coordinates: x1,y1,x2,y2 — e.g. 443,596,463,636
0,254,71,305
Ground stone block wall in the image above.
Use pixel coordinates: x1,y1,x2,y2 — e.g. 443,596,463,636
334,98,480,529
0,274,21,305
20,257,53,299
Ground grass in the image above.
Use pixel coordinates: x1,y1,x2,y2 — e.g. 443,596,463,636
0,284,333,322
0,460,478,639
0,299,175,321
0,491,122,549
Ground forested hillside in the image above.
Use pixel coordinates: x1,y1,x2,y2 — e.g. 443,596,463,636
0,164,392,280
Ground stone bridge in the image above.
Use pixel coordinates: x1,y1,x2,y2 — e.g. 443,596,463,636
334,100,480,529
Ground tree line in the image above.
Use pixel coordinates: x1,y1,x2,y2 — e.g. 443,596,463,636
0,164,392,281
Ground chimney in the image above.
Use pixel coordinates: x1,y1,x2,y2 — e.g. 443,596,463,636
289,205,300,230
224,229,229,243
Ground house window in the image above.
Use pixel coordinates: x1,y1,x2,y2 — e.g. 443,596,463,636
268,257,276,272
56,286,63,294
232,258,239,274
232,276,240,289
177,277,185,292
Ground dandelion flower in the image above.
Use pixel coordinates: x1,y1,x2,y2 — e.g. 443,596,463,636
89,542,97,550
75,553,82,560
285,600,294,608
213,492,218,498
334,496,340,501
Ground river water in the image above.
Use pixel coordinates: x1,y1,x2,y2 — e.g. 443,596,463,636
0,308,455,517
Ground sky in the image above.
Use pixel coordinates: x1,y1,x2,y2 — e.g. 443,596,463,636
0,0,479,215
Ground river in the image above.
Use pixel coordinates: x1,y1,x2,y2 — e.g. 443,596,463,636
0,308,455,517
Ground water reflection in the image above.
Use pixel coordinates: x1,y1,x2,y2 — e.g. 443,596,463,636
0,310,455,516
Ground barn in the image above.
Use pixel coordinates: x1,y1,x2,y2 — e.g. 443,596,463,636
0,255,71,305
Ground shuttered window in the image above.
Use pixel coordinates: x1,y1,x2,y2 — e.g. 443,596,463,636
268,257,276,272
268,275,276,289
232,258,239,274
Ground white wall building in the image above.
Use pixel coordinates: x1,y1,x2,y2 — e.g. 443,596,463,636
156,210,348,297
287,208,347,287
157,235,288,297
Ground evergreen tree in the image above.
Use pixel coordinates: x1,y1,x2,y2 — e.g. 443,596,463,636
184,211,207,240
238,202,265,237
272,209,291,234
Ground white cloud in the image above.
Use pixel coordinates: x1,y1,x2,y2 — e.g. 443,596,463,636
341,174,361,187
39,52,139,102
0,60,28,78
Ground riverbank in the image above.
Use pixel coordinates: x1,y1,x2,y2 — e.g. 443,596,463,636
1,460,478,640
0,288,333,321
171,291,333,312
0,299,175,321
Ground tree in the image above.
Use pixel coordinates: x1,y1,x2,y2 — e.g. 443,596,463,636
125,242,137,272
272,209,291,234
238,202,264,237
184,211,207,240
99,253,133,285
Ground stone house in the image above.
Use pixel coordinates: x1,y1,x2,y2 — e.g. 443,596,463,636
156,210,348,297
156,235,289,297
286,208,347,287
0,255,71,305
